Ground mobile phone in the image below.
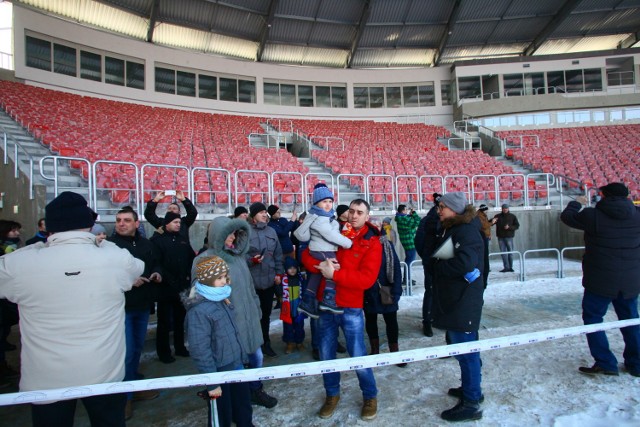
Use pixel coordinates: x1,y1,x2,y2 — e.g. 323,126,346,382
165,190,176,196
260,248,266,257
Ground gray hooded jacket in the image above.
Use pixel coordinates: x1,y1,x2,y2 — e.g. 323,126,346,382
191,217,263,356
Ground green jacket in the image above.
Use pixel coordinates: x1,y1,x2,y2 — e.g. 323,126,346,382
394,211,421,250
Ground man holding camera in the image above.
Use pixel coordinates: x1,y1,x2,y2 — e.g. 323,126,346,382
144,190,198,242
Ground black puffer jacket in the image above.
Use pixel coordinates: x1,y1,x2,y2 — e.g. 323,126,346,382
430,205,485,332
151,229,195,294
561,197,640,299
109,232,162,310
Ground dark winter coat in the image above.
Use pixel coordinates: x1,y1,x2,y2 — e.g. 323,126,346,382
109,231,162,310
267,217,297,254
151,229,195,295
247,221,284,290
364,237,403,314
561,197,640,299
431,205,485,332
414,205,441,261
492,211,519,238
144,198,198,241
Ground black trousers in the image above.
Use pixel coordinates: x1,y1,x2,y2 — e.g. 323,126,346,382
31,393,126,427
209,381,253,427
365,311,399,344
421,268,433,325
156,292,187,357
255,287,276,345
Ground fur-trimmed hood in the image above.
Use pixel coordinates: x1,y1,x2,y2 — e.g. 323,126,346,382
208,216,251,262
441,205,477,229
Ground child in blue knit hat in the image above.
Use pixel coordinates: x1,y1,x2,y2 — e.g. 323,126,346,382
293,183,353,317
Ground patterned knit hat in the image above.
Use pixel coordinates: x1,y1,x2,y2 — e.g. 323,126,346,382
312,183,334,204
195,256,230,286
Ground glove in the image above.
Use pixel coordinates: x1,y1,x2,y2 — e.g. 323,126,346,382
464,268,480,283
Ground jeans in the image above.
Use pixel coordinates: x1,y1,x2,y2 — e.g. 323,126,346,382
125,309,150,400
282,318,305,344
404,249,416,273
31,393,126,427
308,251,337,294
247,347,264,391
318,308,377,399
448,330,482,402
310,317,319,351
255,287,276,345
498,237,514,269
582,289,640,372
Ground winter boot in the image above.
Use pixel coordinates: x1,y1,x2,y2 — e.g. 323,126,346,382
369,338,380,355
447,387,485,403
389,343,407,368
318,395,340,419
298,292,319,319
318,289,344,314
361,398,377,421
422,322,434,337
262,342,277,358
441,399,482,422
251,387,278,408
284,342,296,354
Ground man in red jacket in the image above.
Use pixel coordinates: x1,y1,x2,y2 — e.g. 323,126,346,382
302,199,382,421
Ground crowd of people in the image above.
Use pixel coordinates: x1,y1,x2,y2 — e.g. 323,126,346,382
0,180,639,426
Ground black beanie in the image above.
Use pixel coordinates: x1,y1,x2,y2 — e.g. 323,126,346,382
336,204,349,218
45,192,97,233
599,182,629,198
267,205,279,217
234,206,248,217
249,202,267,217
164,211,181,225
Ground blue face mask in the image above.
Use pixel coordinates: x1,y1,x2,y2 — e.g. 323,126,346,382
195,281,232,302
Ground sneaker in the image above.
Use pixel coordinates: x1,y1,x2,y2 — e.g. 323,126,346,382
441,399,482,422
262,343,277,358
318,395,340,419
158,354,176,364
133,390,160,401
298,299,319,319
579,364,619,376
447,387,485,403
175,348,190,357
423,323,434,337
319,289,344,314
284,342,296,354
361,398,377,421
251,388,278,408
336,342,347,354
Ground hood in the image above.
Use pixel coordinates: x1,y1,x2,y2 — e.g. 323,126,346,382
441,205,477,229
596,197,636,220
208,216,251,258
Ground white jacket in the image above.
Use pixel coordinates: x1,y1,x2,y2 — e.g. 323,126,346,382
293,213,352,252
0,231,144,393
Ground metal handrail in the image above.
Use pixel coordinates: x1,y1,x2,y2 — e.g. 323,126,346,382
489,251,524,281
271,171,304,210
471,174,498,205
560,246,585,278
303,173,335,210
394,174,420,209
443,175,471,199
191,167,232,213
336,173,366,205
366,173,395,211
2,130,35,199
522,248,561,281
234,169,270,207
418,175,445,210
92,160,140,215
39,155,92,207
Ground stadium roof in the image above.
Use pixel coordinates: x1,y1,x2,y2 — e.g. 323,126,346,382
12,0,640,68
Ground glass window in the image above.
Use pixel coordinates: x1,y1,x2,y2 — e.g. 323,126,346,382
482,75,500,99
418,83,435,106
238,79,255,103
298,85,313,107
441,80,452,105
280,84,296,106
565,69,584,93
457,76,481,100
264,82,280,105
583,68,602,92
155,66,175,94
80,50,101,82
316,86,331,107
126,61,144,89
403,86,419,107
610,110,623,121
503,74,523,97
199,75,217,99
592,111,605,122
369,87,384,108
557,111,573,124
105,56,125,86
517,114,534,126
25,36,51,71
534,113,551,125
219,77,238,102
354,87,368,108
331,86,346,108
547,71,565,93
524,72,545,95
53,44,76,77
177,71,196,97
625,108,640,120
386,86,401,108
